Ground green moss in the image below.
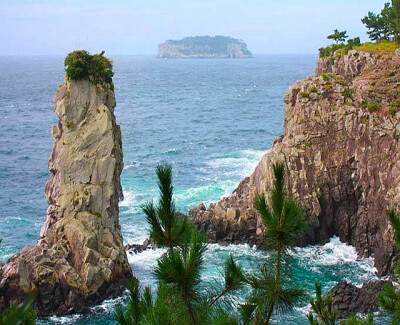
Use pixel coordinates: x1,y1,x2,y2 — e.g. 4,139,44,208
394,133,400,141
361,101,368,109
368,101,381,112
305,141,311,147
103,241,112,248
342,88,353,99
310,87,318,93
64,50,114,90
354,41,399,55
389,101,398,116
321,73,330,82
300,91,310,98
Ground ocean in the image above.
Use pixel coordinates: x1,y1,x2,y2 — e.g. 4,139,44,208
0,55,385,324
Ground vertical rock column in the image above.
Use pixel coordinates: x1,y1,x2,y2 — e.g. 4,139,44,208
0,79,132,316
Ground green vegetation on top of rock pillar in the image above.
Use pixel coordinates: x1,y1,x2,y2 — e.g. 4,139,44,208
64,50,114,90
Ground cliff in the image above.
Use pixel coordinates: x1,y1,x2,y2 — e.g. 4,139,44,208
0,79,132,316
157,36,253,58
190,48,400,275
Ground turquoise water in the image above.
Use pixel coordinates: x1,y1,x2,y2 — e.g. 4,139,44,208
0,55,386,323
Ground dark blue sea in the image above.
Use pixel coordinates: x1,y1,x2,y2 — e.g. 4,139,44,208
0,55,385,323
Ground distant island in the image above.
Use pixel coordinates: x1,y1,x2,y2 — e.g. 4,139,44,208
157,35,253,58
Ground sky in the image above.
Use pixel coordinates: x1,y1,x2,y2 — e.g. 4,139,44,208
0,0,386,56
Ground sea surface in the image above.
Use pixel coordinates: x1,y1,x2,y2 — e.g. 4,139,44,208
0,55,387,323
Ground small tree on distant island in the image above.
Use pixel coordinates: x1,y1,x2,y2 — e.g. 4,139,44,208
327,29,349,44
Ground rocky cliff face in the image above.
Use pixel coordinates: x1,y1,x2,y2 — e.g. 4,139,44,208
0,79,132,316
190,49,400,275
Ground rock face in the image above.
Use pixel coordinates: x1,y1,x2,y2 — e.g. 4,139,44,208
328,281,390,318
0,79,132,316
158,36,253,58
190,49,400,275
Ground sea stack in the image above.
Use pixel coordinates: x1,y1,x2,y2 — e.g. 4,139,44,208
0,63,132,315
190,48,400,276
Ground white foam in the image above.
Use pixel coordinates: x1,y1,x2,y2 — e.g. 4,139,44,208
119,190,136,212
44,314,82,324
295,236,377,282
124,161,141,170
206,149,265,178
128,247,166,270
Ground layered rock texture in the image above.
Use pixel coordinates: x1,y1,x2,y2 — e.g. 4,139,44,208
328,280,390,318
190,48,400,275
158,36,253,58
0,79,132,316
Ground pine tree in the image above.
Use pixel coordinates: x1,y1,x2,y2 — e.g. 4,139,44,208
327,29,349,44
391,0,400,41
115,163,245,325
378,208,400,323
222,162,308,324
307,282,337,325
142,163,191,253
308,282,373,325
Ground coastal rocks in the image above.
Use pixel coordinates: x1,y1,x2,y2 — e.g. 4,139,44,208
158,36,253,59
328,281,390,318
0,79,132,316
190,48,400,275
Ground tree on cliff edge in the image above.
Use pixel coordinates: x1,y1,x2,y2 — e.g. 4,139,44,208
327,29,348,44
362,0,400,42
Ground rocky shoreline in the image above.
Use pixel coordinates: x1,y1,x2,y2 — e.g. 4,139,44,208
190,48,400,277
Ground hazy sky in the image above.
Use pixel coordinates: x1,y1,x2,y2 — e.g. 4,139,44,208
0,0,385,56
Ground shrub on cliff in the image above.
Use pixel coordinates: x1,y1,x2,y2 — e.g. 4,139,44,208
64,50,114,90
319,37,361,58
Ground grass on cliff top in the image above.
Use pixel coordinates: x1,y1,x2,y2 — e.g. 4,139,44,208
64,50,114,90
354,41,399,55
